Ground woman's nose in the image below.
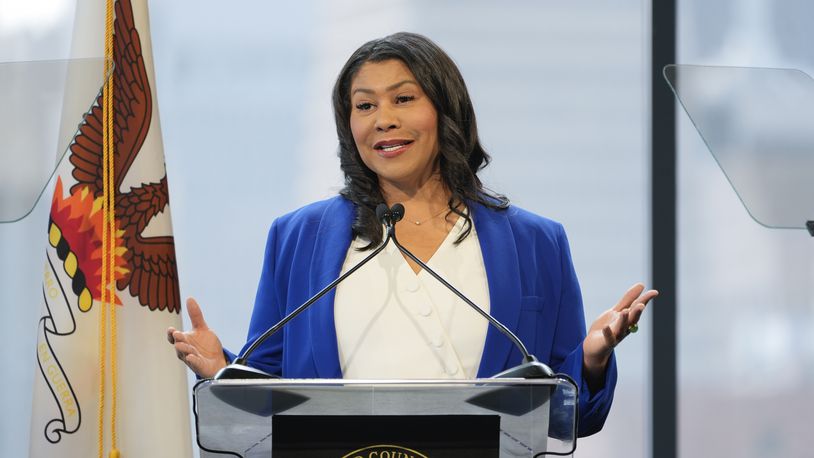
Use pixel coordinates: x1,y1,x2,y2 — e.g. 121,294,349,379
375,105,400,131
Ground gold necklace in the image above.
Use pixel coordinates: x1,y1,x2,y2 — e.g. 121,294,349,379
412,207,449,225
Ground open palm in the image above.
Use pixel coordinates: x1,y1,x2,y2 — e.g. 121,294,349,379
583,283,658,372
166,298,227,378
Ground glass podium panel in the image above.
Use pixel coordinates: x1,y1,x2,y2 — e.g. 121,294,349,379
664,64,814,231
194,378,578,457
0,58,110,223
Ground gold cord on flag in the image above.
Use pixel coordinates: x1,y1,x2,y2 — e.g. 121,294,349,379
101,1,120,457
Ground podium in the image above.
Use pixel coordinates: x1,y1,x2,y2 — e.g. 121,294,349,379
194,377,578,457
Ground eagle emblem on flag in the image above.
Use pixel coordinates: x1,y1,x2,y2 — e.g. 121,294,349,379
68,0,180,313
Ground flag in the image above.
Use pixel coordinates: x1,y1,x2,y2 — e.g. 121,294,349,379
29,0,192,456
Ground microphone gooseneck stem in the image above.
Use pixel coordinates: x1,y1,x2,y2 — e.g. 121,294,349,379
234,226,394,366
389,228,536,365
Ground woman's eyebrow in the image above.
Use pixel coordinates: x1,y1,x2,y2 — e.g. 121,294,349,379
352,80,419,96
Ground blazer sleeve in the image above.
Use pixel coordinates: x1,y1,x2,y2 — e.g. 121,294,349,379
549,223,617,437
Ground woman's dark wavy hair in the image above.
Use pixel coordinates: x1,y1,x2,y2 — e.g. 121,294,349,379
332,32,509,249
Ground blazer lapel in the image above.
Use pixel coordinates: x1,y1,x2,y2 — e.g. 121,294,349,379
473,203,522,377
309,197,354,378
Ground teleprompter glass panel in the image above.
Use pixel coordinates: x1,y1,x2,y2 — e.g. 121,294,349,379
664,64,814,230
0,58,110,223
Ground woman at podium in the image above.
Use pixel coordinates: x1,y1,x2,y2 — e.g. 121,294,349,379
167,32,657,437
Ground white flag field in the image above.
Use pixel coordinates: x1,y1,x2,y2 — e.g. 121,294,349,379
28,0,192,456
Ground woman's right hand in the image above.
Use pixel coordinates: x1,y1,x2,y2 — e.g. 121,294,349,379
167,297,227,378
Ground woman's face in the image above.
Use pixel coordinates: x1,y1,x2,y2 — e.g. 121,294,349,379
349,59,439,190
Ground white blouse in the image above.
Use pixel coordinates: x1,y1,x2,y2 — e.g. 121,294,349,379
334,216,490,379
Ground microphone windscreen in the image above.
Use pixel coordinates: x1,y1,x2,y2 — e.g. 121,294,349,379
375,203,389,223
390,203,405,222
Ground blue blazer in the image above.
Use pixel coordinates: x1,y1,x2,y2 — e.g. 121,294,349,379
228,196,617,436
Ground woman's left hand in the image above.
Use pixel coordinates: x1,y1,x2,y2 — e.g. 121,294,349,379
582,283,658,379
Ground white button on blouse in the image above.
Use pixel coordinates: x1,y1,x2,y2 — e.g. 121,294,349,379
334,215,491,379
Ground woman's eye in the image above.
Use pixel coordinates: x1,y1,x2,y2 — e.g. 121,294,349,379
396,95,415,104
355,102,373,111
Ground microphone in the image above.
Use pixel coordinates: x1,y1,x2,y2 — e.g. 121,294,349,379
215,203,397,380
376,202,404,228
386,204,554,379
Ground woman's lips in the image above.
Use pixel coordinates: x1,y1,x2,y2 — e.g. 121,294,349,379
374,140,413,158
